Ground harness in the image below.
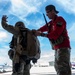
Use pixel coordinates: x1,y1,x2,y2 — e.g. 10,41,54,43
50,29,69,45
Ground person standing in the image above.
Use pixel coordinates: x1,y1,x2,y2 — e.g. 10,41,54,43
1,15,40,75
34,4,71,75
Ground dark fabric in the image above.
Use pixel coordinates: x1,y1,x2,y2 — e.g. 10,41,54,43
12,61,31,75
9,36,15,48
45,5,59,14
54,48,72,75
9,29,27,49
32,58,37,64
14,63,20,72
20,55,30,64
20,29,27,48
20,55,27,61
8,49,14,60
26,60,30,65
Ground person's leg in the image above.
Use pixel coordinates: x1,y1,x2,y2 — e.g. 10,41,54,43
23,64,31,75
12,61,25,75
12,60,17,75
54,48,71,75
54,50,58,72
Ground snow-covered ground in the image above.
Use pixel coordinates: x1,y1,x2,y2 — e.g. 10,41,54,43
0,66,75,75
30,66,56,74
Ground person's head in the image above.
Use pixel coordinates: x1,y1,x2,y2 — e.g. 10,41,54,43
45,4,59,19
15,21,25,28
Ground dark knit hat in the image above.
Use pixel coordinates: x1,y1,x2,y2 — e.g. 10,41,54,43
45,5,59,14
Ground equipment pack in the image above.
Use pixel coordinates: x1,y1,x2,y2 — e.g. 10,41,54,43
9,28,41,61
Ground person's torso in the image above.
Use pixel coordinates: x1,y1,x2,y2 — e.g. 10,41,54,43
48,16,71,49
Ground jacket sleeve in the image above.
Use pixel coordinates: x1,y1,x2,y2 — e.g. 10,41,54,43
37,24,48,32
47,17,66,40
1,20,20,36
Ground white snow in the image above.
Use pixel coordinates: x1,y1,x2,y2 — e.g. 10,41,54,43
0,66,75,75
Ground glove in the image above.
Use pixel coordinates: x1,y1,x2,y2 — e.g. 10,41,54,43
2,15,8,22
32,58,37,64
40,33,47,37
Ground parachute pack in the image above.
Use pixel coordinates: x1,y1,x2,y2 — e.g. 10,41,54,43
9,28,41,61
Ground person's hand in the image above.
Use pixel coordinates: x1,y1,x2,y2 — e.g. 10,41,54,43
32,29,42,36
32,58,37,64
2,15,8,22
32,29,47,37
36,31,47,37
36,31,42,36
40,33,47,37
32,29,39,36
32,29,37,34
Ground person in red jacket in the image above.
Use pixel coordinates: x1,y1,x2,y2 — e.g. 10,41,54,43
34,4,71,75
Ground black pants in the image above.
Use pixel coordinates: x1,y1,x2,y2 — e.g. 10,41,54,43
54,48,72,75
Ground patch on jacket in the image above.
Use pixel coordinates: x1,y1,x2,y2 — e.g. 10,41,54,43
56,22,63,27
48,23,50,26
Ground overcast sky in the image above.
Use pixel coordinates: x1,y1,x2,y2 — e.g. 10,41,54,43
0,0,75,65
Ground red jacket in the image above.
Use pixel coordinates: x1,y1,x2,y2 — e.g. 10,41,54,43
38,15,71,50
